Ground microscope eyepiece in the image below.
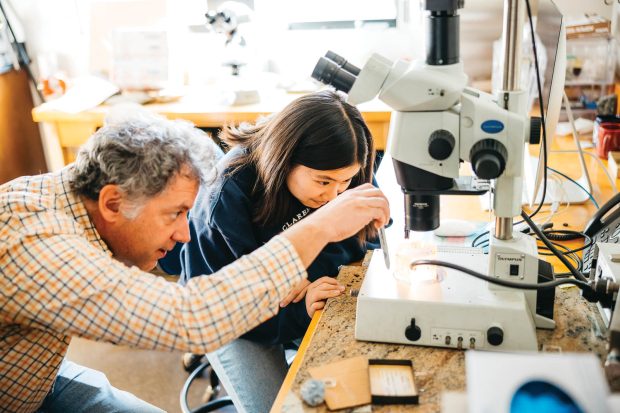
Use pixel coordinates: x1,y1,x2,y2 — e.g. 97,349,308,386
311,56,358,93
325,51,361,76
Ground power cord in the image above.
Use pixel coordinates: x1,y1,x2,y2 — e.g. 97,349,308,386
520,210,588,282
536,241,583,276
410,260,589,290
541,229,591,243
416,210,620,304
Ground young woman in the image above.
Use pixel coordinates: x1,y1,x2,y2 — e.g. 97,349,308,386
160,90,379,413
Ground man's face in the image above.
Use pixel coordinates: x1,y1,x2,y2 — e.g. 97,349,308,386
109,173,199,271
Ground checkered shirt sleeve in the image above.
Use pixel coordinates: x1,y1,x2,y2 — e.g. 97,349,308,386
0,170,306,412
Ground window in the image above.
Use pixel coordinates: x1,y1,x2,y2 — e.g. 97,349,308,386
259,0,397,30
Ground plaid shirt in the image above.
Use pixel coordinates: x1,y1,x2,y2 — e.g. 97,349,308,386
0,167,305,413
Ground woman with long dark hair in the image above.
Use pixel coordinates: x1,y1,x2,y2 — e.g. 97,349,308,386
160,89,379,412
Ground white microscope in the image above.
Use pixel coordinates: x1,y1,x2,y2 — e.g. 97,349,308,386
203,1,260,105
311,0,554,351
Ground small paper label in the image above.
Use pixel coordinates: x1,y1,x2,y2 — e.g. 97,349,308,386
369,364,416,396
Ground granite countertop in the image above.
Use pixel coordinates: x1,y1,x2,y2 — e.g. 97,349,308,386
280,252,608,412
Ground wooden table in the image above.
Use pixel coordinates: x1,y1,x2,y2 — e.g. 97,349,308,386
31,90,391,166
271,135,617,412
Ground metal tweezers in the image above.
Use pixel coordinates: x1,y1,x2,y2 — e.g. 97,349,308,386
378,227,390,269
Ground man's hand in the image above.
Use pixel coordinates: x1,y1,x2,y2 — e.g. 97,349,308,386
282,184,390,269
307,183,390,243
304,277,345,317
279,279,310,308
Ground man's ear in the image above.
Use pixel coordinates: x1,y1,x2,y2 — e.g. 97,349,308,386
98,185,125,224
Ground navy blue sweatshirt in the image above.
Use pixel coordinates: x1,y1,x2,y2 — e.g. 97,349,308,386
160,149,378,345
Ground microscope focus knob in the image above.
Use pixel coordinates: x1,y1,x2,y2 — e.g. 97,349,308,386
487,326,504,346
529,116,542,145
470,139,507,180
405,318,422,341
428,129,455,161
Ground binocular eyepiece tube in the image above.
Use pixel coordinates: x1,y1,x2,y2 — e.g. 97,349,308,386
311,51,360,93
324,51,360,76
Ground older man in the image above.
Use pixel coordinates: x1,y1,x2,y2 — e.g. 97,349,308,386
0,114,389,413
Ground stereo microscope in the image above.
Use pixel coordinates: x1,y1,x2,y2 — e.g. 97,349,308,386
311,0,552,351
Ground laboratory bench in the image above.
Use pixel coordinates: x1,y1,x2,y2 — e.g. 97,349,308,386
271,134,616,412
272,259,606,412
31,90,391,167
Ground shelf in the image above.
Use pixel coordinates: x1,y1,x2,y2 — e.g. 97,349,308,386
565,81,615,87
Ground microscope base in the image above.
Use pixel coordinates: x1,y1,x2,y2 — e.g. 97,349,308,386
355,246,538,351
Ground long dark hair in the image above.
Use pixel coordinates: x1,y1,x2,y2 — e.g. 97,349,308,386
221,89,376,241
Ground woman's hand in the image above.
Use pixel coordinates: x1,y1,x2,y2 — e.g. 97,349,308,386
304,277,345,317
280,279,311,308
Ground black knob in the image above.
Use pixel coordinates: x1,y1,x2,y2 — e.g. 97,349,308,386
405,318,422,341
487,326,504,346
529,116,542,145
470,139,507,180
428,129,455,161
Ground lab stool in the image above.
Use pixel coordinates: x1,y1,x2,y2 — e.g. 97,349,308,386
180,354,234,413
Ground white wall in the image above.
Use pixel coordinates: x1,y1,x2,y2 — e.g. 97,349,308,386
10,0,612,91
7,0,89,78
251,0,504,84
6,0,501,88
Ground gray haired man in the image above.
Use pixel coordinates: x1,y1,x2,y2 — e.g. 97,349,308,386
0,113,390,412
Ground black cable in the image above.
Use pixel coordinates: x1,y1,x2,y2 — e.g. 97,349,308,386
410,260,590,291
521,210,589,283
535,230,591,256
471,231,489,248
532,230,589,273
542,229,590,242
546,239,584,277
526,230,586,275
537,240,574,255
539,222,554,231
537,240,591,255
472,222,556,249
537,241,583,274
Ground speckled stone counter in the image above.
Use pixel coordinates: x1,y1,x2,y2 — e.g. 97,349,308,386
279,252,608,412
